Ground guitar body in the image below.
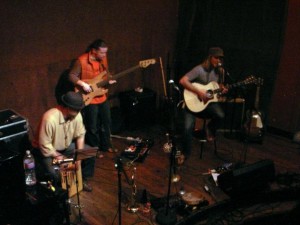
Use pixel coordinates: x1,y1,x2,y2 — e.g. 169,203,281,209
242,77,264,143
243,109,264,143
75,59,156,106
183,82,220,113
78,72,108,105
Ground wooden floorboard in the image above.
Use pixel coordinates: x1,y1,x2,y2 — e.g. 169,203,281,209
68,125,300,225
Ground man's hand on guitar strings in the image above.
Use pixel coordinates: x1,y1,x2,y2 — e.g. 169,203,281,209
197,91,209,104
81,81,92,93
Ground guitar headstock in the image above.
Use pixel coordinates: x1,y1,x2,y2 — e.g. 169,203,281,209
139,59,156,68
243,75,257,85
256,77,264,87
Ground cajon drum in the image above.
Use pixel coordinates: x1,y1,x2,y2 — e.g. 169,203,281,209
60,161,83,197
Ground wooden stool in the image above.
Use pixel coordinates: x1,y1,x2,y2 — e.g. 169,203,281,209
194,118,217,159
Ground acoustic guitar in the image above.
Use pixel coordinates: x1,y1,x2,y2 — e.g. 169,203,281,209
77,59,156,106
183,76,256,113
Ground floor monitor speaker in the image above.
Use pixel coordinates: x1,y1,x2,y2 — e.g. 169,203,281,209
217,159,275,197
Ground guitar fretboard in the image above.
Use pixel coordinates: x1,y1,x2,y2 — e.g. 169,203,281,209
96,65,141,88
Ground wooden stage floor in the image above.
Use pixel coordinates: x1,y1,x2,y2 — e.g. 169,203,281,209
69,125,300,225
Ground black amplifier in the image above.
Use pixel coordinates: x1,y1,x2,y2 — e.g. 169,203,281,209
0,109,28,142
119,88,157,130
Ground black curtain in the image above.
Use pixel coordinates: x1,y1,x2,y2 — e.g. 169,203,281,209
174,0,287,114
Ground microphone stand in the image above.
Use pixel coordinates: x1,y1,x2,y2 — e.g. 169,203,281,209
156,81,178,225
115,157,131,225
156,138,177,225
72,150,83,223
220,67,238,139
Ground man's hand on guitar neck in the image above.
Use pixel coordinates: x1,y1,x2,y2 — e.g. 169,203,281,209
219,83,228,94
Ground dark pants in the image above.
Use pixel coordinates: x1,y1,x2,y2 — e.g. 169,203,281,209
33,144,95,186
182,103,224,158
82,100,112,151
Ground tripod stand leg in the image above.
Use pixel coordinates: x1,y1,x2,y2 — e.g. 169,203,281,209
156,145,177,225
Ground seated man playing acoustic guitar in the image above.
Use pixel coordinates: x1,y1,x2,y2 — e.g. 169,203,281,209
179,47,228,160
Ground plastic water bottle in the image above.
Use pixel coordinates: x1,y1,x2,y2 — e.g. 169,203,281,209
23,150,37,186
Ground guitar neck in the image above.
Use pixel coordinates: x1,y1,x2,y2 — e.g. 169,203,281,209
254,86,260,109
96,64,141,88
213,79,254,94
254,78,263,109
212,82,240,94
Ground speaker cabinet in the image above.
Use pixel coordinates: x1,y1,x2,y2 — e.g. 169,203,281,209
119,88,156,130
0,150,25,224
0,128,29,224
218,159,275,197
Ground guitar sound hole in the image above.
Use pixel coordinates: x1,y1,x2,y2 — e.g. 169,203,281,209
206,90,213,98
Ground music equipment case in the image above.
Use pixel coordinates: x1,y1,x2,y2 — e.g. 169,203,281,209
0,109,28,142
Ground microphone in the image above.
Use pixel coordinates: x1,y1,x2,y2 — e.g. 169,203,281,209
114,156,123,170
169,79,180,92
217,63,234,81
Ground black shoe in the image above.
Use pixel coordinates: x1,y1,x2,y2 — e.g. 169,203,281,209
83,181,92,192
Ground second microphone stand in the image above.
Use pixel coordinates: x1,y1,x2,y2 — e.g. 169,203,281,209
156,136,178,225
156,84,180,225
115,156,134,225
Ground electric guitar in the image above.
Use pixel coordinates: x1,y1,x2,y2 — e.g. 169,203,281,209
243,77,264,143
183,76,256,113
76,59,156,106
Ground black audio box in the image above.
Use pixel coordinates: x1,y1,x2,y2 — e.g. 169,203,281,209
119,88,156,130
0,109,28,141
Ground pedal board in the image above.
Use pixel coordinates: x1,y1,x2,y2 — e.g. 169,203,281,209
121,139,154,162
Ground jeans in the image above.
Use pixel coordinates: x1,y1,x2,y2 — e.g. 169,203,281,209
82,100,112,151
182,103,224,158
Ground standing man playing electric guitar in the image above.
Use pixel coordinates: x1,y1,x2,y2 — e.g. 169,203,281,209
179,47,228,160
69,39,117,158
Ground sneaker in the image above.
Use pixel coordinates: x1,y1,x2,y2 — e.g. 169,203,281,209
83,181,93,192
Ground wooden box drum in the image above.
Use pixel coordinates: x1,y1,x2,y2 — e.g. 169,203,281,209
60,161,83,197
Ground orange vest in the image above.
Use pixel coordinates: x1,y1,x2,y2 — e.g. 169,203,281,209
79,52,108,104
